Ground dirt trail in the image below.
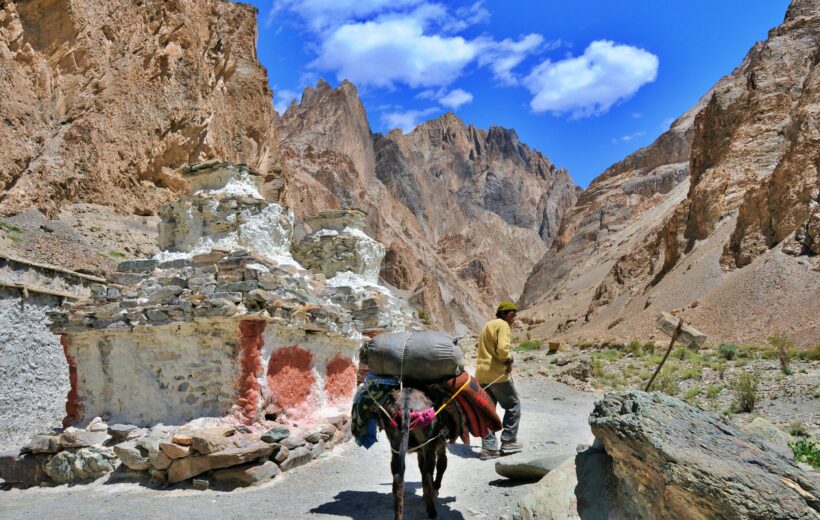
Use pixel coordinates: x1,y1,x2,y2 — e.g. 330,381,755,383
0,379,596,520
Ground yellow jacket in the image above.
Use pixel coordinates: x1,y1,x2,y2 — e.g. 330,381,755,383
476,318,512,384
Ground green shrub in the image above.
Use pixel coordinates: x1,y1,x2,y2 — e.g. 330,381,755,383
591,358,605,378
706,384,723,399
642,341,656,356
731,371,759,413
654,370,680,396
672,347,690,360
599,348,623,361
767,333,794,375
680,367,701,380
626,340,643,356
788,421,808,437
798,346,820,361
718,343,737,360
108,250,127,259
683,386,701,401
790,439,820,469
515,339,543,352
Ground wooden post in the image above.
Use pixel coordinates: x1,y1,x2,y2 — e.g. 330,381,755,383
645,320,684,392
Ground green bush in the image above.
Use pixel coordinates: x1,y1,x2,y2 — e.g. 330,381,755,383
672,347,690,360
788,421,808,437
654,370,680,396
683,386,701,401
515,339,543,352
790,439,820,469
731,371,759,413
626,340,643,356
796,345,820,361
768,332,794,375
591,358,605,378
680,367,701,380
706,384,723,399
718,343,737,360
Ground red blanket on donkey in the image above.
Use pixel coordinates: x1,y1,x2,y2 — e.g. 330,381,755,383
428,372,501,443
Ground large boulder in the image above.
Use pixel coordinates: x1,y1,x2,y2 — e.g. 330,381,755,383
515,447,620,520
590,391,820,519
44,448,118,484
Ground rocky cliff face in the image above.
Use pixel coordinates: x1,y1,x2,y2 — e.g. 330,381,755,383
521,0,820,346
278,80,578,331
0,0,280,218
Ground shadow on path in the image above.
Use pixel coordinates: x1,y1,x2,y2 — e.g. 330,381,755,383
446,443,479,459
310,482,466,520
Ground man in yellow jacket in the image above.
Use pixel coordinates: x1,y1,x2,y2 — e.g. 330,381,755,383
476,301,522,459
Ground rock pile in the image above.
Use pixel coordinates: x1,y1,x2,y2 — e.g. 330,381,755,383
1,415,351,488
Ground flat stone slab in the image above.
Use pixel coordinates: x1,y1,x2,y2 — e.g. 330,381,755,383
655,312,706,348
495,451,575,480
279,446,312,472
190,427,235,455
168,441,274,484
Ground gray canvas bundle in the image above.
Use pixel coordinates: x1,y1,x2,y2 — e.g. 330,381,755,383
362,331,465,381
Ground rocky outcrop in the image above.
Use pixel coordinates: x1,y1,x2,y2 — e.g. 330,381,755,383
521,0,820,346
590,391,820,519
0,0,280,218
278,81,578,331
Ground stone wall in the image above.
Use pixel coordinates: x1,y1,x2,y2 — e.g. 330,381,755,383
0,287,68,449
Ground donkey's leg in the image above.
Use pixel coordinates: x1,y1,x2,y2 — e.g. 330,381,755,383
421,446,438,518
391,451,404,520
434,441,447,491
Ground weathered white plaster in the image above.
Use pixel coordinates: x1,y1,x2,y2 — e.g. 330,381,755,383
67,321,241,426
0,287,68,449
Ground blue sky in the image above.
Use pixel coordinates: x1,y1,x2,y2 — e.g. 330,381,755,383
243,0,789,188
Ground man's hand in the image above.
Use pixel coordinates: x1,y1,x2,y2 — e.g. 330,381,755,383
505,359,513,374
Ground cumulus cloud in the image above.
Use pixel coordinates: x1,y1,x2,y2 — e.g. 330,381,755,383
274,89,300,115
381,107,439,132
439,89,473,109
477,34,556,85
524,40,659,118
310,8,478,88
417,87,473,109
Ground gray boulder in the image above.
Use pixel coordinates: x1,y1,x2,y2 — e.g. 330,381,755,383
590,391,820,519
44,448,118,483
741,417,795,460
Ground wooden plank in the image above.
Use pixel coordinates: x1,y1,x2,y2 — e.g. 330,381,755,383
655,312,706,348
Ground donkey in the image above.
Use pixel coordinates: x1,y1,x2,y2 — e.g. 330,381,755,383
383,387,449,520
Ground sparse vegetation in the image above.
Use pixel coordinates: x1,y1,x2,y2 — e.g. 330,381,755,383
591,358,605,378
767,333,793,375
515,339,543,352
654,369,680,396
718,343,737,360
642,341,656,356
626,340,643,356
790,439,820,469
417,309,430,326
788,421,808,437
683,386,701,401
108,250,127,259
730,371,759,413
706,384,723,400
796,346,820,361
0,221,22,243
672,347,690,360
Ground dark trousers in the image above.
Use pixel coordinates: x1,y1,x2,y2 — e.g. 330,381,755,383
481,380,520,450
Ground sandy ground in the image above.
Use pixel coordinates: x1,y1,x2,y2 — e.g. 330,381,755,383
0,379,596,520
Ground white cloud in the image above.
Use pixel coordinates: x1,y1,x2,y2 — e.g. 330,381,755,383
439,88,473,109
612,131,646,144
381,107,439,132
417,87,473,109
274,89,300,115
310,9,479,88
524,40,659,118
270,0,424,32
477,34,555,85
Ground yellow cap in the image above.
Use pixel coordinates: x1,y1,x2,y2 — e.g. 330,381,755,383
497,301,518,313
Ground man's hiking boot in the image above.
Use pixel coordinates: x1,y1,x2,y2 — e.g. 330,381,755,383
479,449,500,460
500,441,523,454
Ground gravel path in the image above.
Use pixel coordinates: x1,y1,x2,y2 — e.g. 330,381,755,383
0,378,596,520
